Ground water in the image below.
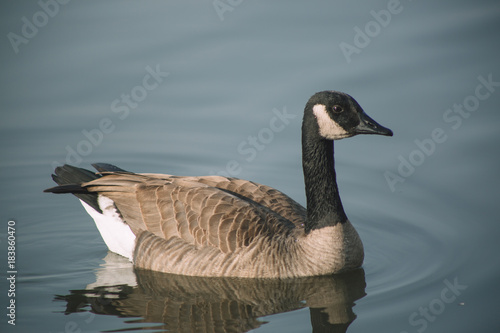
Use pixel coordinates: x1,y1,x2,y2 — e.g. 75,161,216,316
1,0,499,332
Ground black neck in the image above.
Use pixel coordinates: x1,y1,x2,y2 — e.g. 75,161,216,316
302,122,348,232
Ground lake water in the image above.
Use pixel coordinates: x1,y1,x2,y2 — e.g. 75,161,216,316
1,1,499,332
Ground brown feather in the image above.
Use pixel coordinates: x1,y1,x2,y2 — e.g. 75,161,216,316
83,173,297,252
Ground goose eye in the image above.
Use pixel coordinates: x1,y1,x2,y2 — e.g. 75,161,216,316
331,105,343,113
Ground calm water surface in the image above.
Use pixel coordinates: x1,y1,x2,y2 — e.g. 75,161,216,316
1,1,499,332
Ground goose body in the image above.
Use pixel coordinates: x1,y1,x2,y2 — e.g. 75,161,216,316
45,91,392,278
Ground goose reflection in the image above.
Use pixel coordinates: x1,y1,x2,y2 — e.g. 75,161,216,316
55,253,366,332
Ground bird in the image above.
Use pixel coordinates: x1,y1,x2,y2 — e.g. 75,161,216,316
45,91,393,278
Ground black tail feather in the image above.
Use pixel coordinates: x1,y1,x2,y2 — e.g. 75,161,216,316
51,165,98,185
45,164,108,213
44,184,90,194
44,163,130,213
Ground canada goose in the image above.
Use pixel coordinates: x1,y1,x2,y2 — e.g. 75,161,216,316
45,91,392,278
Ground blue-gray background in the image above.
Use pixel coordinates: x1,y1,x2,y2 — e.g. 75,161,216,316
1,1,499,332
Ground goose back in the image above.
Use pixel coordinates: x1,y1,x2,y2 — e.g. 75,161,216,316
80,171,312,277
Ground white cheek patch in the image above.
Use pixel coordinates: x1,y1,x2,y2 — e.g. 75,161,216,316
312,104,350,139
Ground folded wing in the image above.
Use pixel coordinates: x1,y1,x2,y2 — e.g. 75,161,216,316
83,172,303,254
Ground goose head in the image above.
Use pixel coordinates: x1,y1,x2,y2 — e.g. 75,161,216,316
304,91,393,140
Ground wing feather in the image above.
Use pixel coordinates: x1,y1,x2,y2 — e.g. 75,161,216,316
82,172,299,254
194,176,306,228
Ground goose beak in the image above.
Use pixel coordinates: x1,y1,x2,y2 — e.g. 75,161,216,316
355,112,393,137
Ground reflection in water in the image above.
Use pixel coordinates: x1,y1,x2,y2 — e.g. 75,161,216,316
55,253,366,332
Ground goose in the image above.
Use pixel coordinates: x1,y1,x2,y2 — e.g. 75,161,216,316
45,91,393,278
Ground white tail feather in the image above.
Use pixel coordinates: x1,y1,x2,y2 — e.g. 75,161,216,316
80,196,136,261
